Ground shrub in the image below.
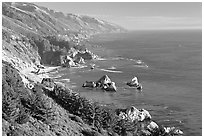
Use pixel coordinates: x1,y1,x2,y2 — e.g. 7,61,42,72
21,84,54,123
2,61,54,125
2,62,30,124
43,84,120,133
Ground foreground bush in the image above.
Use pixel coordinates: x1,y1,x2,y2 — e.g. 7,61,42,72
43,83,140,135
2,61,30,124
2,61,54,126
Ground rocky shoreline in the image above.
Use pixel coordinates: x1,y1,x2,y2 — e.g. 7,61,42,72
2,2,184,136
2,59,184,136
2,21,184,136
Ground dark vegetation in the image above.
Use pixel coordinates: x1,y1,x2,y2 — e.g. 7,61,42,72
2,61,54,126
43,84,115,131
2,61,96,136
2,61,137,136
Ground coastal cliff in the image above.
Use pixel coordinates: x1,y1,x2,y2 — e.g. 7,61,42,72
2,2,125,136
2,2,125,70
2,2,183,136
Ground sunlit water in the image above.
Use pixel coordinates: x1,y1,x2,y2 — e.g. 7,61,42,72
53,30,202,135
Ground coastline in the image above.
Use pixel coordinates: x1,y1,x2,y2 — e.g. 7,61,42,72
20,65,61,84
3,2,200,136
2,32,186,136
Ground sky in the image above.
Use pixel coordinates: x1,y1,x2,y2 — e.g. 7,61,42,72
34,2,202,30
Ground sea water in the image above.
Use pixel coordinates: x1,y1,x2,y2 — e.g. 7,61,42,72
54,30,202,135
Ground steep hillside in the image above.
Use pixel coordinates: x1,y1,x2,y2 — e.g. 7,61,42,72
2,61,106,136
1,2,127,136
2,2,183,136
2,2,125,70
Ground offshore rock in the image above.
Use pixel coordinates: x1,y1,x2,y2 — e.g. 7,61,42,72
126,76,143,90
96,75,112,87
82,81,96,88
96,75,117,91
82,75,117,92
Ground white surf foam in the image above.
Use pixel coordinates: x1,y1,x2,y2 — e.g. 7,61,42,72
100,68,122,73
95,57,107,61
71,65,88,69
133,65,149,68
61,78,70,82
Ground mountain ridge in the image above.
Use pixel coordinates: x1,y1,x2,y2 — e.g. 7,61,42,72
2,2,126,70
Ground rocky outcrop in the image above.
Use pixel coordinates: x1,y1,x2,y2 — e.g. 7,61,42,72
82,75,117,92
115,106,183,136
117,106,151,122
75,49,98,60
60,55,76,67
127,77,142,90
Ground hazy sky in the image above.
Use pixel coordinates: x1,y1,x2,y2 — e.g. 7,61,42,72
35,2,202,30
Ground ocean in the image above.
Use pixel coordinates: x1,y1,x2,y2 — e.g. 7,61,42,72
53,30,202,135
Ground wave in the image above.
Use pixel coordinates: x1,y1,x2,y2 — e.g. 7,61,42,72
133,64,149,68
71,65,88,69
95,57,107,61
61,78,70,82
99,68,123,73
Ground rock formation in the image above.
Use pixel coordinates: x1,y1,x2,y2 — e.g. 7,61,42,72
127,76,143,90
82,75,117,92
115,106,183,136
